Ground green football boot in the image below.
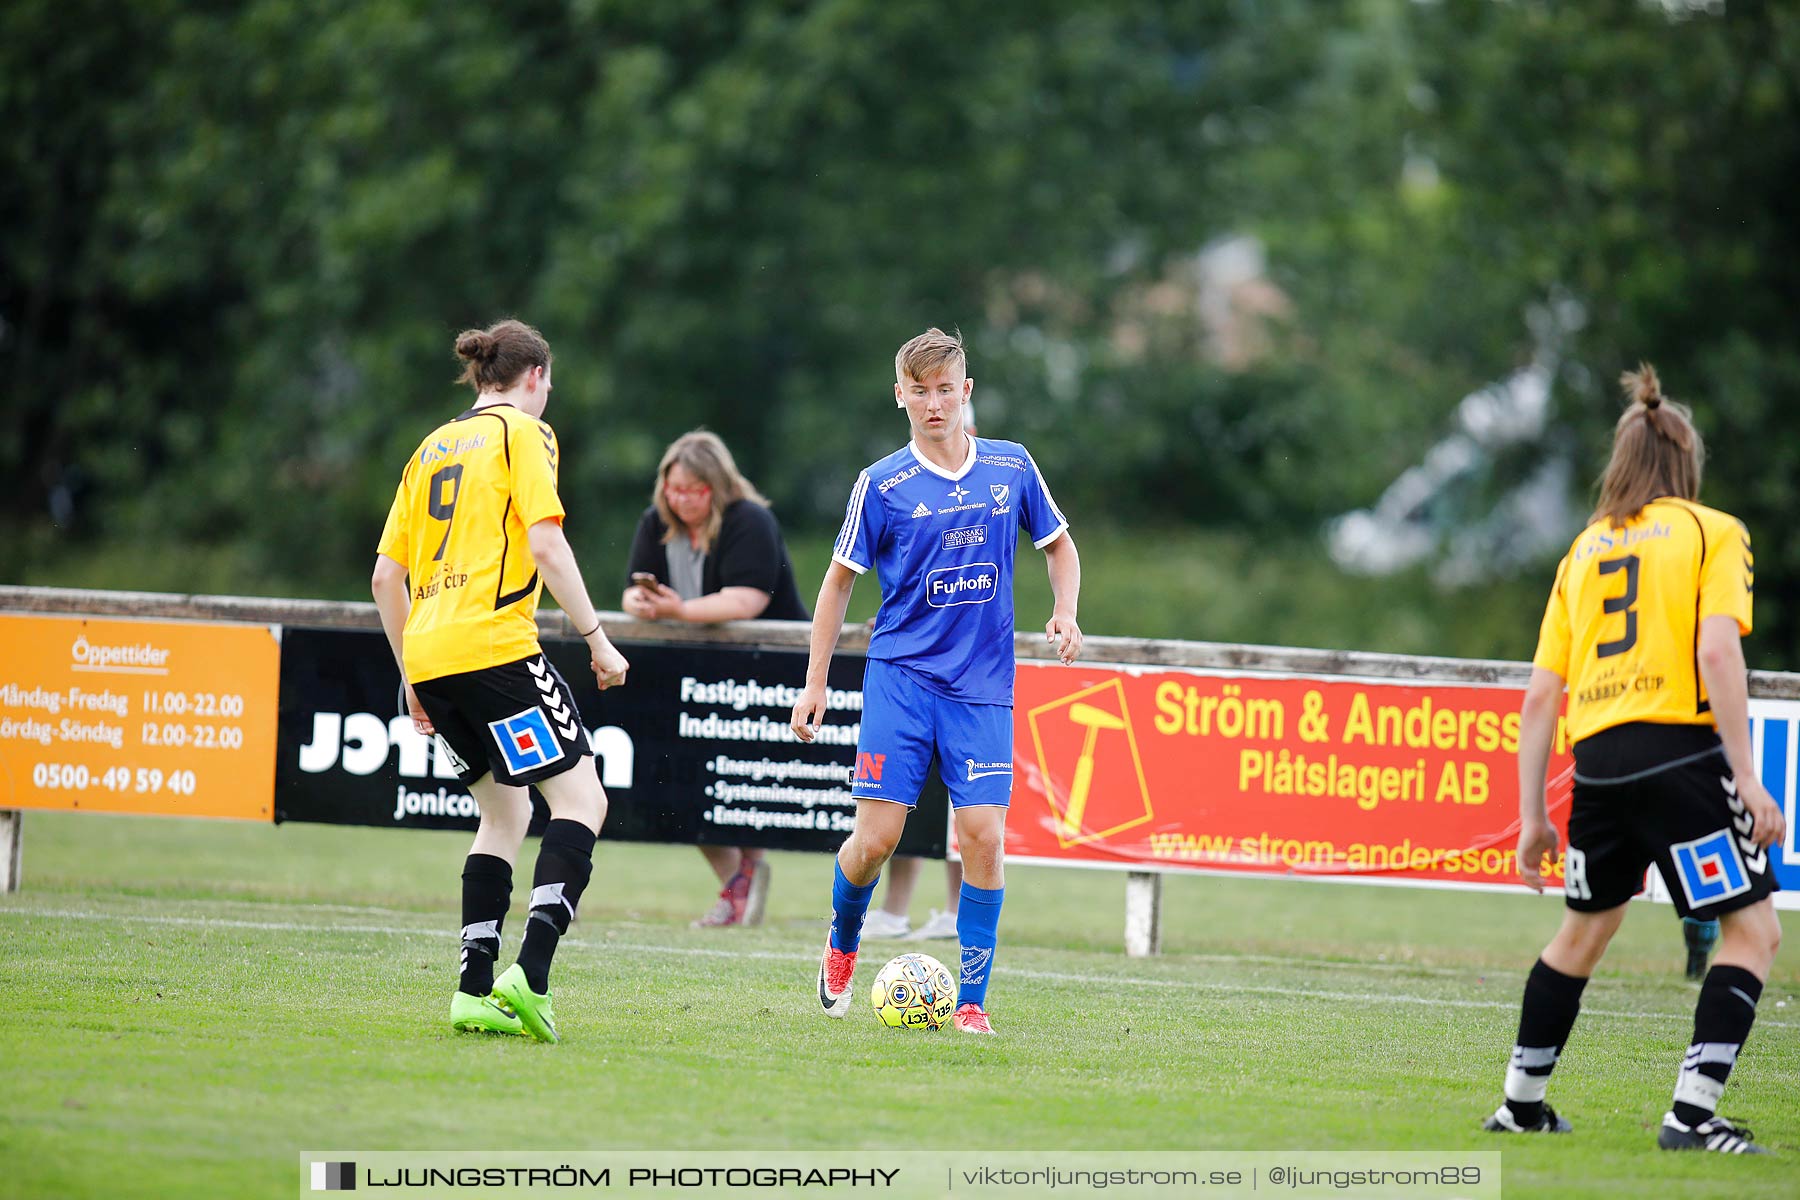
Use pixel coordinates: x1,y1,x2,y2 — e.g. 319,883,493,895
450,989,526,1036
491,963,558,1044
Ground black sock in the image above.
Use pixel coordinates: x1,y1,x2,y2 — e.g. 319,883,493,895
458,854,512,996
1672,964,1763,1127
516,820,596,994
1504,958,1588,1125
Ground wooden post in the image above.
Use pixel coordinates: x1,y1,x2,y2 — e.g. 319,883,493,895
1124,870,1162,957
0,810,19,893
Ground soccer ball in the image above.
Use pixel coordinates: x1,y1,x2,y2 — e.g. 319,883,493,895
870,952,958,1030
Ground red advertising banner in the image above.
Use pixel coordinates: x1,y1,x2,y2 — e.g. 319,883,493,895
1005,662,1575,889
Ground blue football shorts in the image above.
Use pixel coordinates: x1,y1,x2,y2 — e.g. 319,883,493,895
850,658,1013,808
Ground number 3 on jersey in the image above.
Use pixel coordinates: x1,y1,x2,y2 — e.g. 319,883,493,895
428,464,464,561
1596,554,1638,658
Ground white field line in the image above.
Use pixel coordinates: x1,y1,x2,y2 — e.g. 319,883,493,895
5,905,1792,1029
7,902,1478,977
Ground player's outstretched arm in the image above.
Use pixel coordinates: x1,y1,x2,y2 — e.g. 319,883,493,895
527,518,629,689
791,561,858,742
1514,666,1563,891
1042,531,1083,666
1699,615,1786,849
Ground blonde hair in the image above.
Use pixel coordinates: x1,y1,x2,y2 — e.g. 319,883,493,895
653,430,769,552
453,319,550,393
1592,363,1704,527
895,327,967,382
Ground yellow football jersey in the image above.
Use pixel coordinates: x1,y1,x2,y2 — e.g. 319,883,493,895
1534,497,1753,744
377,403,565,683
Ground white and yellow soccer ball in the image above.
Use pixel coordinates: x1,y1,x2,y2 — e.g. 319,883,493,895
870,952,958,1030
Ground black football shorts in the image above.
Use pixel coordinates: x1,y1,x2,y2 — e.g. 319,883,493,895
1564,748,1779,920
411,652,591,787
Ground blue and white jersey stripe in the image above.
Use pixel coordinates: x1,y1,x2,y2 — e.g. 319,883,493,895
833,470,872,569
1025,448,1068,549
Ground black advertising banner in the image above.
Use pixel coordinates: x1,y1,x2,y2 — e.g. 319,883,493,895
275,627,946,857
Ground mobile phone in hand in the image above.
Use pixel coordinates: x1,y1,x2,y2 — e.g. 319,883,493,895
630,572,660,589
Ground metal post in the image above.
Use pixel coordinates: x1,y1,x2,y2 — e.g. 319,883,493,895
1124,869,1162,957
0,810,20,893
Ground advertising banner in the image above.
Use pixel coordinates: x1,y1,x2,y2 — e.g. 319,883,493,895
276,627,946,857
1747,698,1800,898
1010,661,1573,888
1007,660,1800,903
10,599,1789,903
0,613,279,820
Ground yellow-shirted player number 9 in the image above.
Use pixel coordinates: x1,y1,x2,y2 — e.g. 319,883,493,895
429,465,463,561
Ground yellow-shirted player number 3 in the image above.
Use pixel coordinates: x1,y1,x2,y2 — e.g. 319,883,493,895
1596,555,1637,658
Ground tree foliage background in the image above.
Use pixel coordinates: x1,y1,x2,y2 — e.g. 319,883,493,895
4,0,1796,664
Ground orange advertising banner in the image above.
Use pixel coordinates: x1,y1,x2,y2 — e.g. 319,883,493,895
1007,661,1575,889
0,613,280,820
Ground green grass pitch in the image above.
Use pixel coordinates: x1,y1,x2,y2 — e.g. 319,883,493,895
1,811,1794,1198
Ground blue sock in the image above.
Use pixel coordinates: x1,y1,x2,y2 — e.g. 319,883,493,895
956,882,1004,1009
829,860,878,953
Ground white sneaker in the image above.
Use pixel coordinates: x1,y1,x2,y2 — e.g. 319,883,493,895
904,908,958,940
860,909,912,938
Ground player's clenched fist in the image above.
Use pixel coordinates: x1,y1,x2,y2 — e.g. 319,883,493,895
590,645,629,690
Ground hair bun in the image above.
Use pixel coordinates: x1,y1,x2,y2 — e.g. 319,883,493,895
1619,361,1663,409
455,330,496,362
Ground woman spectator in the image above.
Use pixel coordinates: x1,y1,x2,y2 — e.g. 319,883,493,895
623,430,808,927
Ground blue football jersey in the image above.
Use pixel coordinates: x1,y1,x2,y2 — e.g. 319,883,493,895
831,437,1068,705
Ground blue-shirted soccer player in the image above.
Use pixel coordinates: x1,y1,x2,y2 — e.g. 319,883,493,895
790,328,1083,1034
